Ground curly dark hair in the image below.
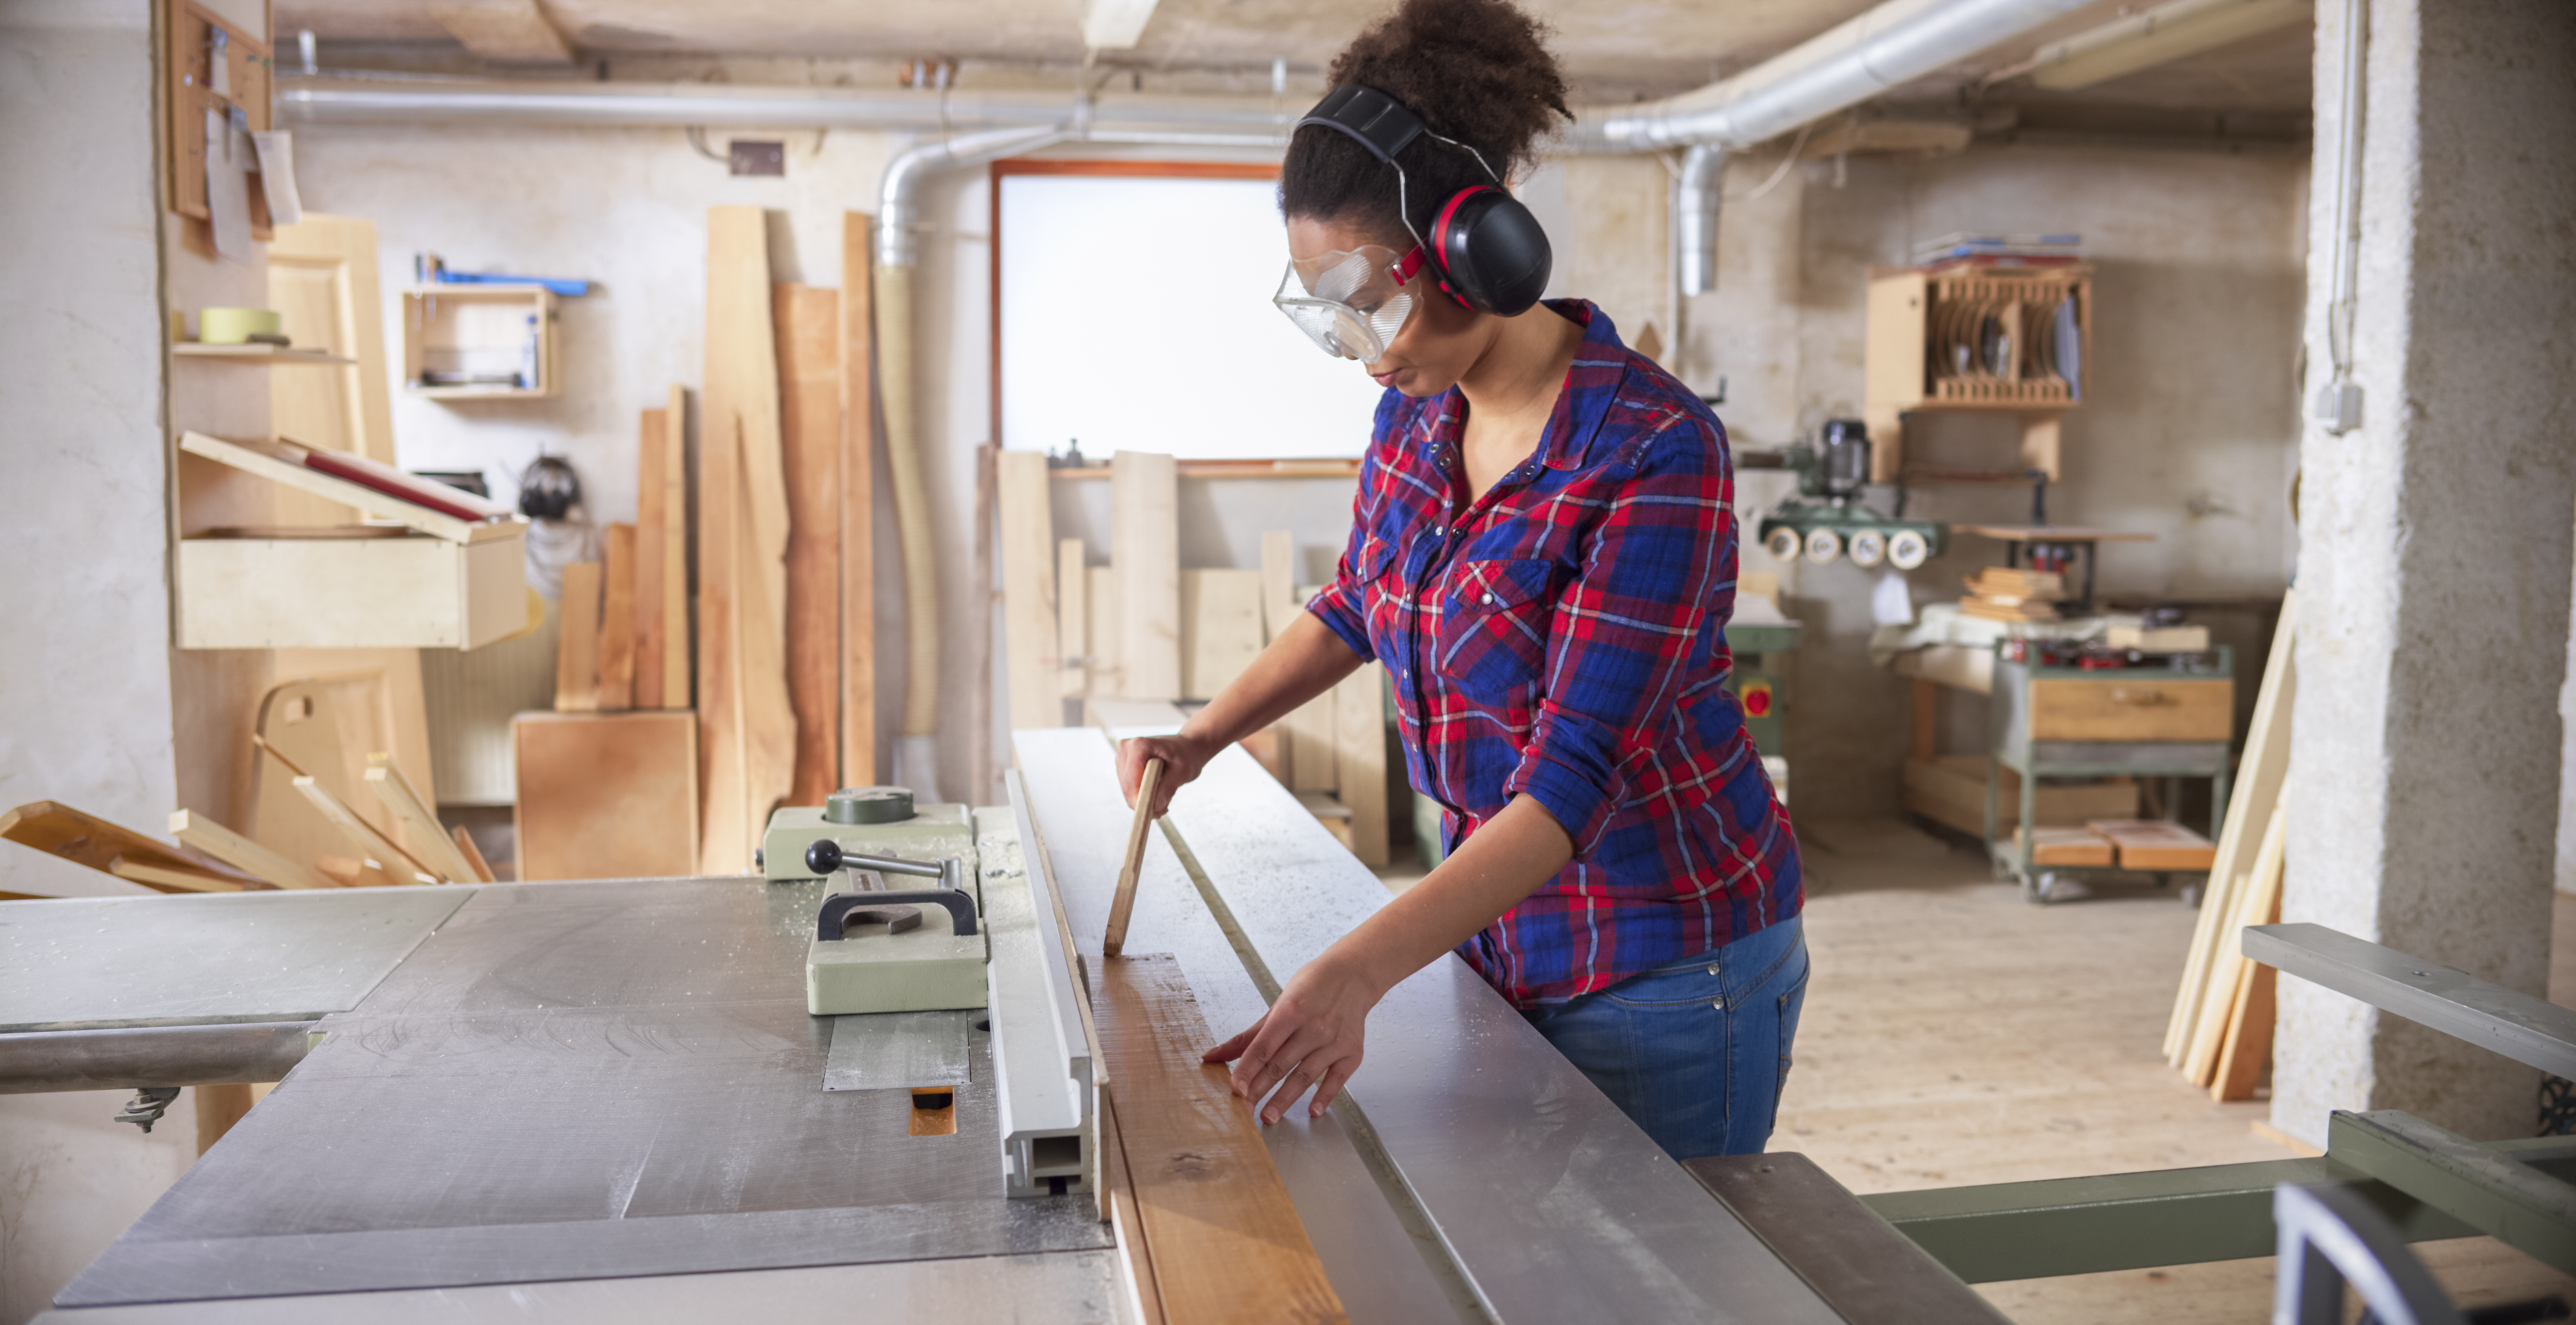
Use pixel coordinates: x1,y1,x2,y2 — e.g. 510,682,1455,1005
1279,0,1571,245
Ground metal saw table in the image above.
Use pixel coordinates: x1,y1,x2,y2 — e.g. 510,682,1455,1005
5,734,1929,1323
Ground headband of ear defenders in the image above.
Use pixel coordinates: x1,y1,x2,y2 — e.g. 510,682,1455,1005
1293,84,1553,317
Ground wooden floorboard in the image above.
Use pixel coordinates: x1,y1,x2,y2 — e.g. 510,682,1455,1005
1089,953,1345,1325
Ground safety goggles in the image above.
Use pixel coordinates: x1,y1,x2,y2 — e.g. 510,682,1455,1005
1273,243,1426,361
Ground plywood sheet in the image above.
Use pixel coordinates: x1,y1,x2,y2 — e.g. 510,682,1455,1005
512,712,700,881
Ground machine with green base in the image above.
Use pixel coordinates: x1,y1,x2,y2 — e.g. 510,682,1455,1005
1747,419,1947,571
763,786,991,1016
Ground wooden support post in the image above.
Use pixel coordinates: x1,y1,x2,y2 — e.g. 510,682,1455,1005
1088,953,1347,1324
998,450,1060,731
840,213,878,786
1112,451,1179,700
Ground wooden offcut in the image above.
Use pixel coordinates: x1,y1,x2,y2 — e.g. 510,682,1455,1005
1180,569,1264,702
1,801,251,891
109,857,251,892
291,776,435,882
554,561,603,712
661,386,692,708
599,524,638,711
839,213,878,786
169,810,336,891
1088,954,1348,1325
2183,801,2287,1085
2087,819,2217,872
2017,826,2114,868
361,755,483,884
1333,665,1389,867
1058,539,1090,698
777,281,844,807
998,450,1060,730
451,825,499,882
513,711,701,881
1112,451,1180,700
634,408,670,708
2211,863,2284,1102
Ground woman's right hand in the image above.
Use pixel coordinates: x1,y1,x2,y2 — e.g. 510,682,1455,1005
1117,732,1217,819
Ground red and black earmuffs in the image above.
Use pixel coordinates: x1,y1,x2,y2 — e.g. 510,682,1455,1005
1295,84,1554,318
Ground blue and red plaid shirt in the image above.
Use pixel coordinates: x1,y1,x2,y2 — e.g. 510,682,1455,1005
1307,300,1802,1009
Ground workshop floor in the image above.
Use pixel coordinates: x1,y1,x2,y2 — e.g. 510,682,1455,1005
1783,818,2576,1323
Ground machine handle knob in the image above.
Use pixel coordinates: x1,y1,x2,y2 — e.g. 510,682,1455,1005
805,839,948,880
817,889,978,940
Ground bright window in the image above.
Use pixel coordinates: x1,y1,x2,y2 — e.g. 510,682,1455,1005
995,166,1386,459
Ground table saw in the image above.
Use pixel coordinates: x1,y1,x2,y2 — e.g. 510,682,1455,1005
17,730,2561,1322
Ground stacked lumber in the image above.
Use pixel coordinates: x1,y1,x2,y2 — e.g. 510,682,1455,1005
1958,566,2065,622
998,479,1388,864
2165,593,2295,1100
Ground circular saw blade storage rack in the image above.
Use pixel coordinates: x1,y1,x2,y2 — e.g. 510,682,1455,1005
1864,263,2092,487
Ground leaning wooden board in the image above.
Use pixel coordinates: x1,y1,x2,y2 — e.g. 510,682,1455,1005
513,711,701,881
1,801,254,891
776,281,844,806
1090,953,1347,1325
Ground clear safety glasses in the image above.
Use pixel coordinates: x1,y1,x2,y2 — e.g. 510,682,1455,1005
1273,244,1425,361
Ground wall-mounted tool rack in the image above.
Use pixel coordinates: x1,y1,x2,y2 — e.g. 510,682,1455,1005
1864,263,2093,484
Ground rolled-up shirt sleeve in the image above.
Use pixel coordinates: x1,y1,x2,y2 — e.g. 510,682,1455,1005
1503,418,1733,856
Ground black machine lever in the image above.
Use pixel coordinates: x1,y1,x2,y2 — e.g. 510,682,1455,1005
815,890,978,940
805,839,949,881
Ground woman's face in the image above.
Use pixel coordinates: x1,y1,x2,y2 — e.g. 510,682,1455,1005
1286,212,1490,398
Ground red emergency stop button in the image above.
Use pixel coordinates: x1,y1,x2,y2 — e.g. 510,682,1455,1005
1741,679,1774,717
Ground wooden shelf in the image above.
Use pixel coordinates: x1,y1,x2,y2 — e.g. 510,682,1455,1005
1864,263,2092,483
1049,458,1361,480
174,342,355,365
403,284,559,399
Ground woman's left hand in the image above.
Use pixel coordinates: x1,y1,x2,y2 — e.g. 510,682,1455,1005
1203,949,1386,1124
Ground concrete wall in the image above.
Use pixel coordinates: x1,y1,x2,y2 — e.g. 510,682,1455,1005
0,8,212,1320
1673,143,2310,819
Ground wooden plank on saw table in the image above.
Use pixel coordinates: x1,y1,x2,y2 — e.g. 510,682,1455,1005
840,213,878,785
998,449,1060,731
777,281,843,807
554,560,603,712
634,407,670,709
1112,450,1179,700
599,523,638,712
1089,953,1347,1325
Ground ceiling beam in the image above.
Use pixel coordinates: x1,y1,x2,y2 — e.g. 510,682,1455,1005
428,0,576,66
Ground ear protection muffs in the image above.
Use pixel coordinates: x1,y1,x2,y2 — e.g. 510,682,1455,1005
1295,84,1553,317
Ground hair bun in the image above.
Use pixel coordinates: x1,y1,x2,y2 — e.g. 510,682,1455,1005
1328,0,1570,175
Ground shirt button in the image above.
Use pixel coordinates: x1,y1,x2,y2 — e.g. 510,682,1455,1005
1482,593,1495,605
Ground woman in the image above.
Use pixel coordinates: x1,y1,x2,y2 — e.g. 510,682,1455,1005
1117,0,1805,1162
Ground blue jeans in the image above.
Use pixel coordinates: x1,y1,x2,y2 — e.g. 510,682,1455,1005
1522,913,1810,1160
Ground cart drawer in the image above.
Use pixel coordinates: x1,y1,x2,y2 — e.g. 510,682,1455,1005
2027,678,2233,742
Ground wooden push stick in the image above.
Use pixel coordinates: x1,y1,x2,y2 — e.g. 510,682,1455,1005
1102,758,1166,959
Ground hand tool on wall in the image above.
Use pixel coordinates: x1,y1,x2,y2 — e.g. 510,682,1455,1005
1101,757,1164,958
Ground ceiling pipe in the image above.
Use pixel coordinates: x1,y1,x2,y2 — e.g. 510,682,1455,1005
278,80,1290,134
1674,144,1728,297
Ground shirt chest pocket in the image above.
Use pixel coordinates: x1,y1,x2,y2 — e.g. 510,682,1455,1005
1434,558,1557,706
